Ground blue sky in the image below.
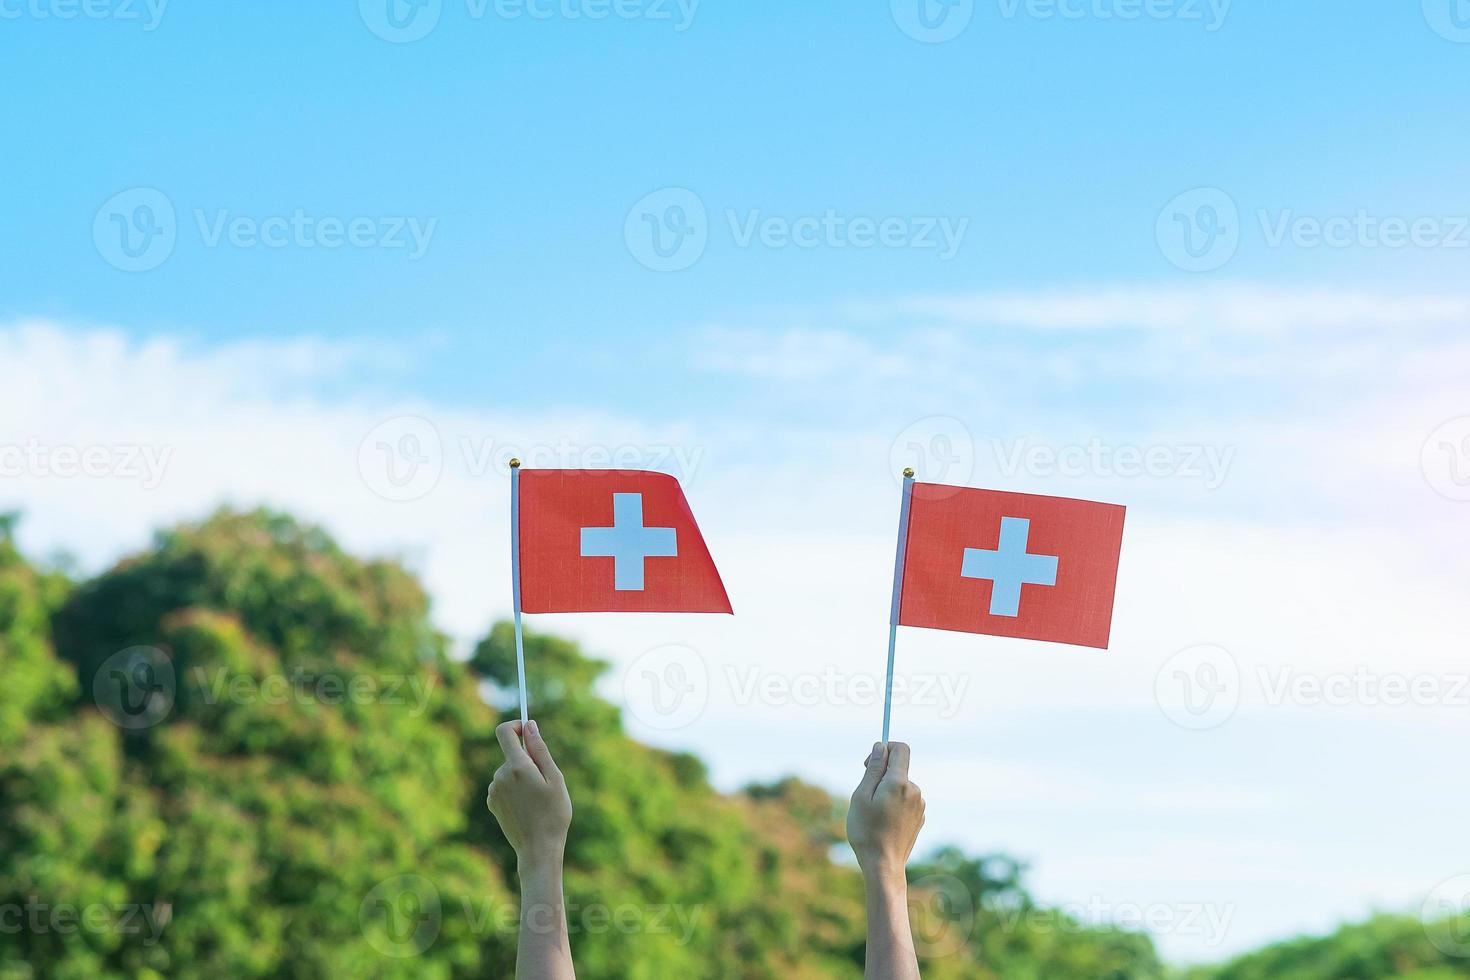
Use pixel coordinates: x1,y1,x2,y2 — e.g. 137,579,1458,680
5,0,1470,966
6,1,1470,367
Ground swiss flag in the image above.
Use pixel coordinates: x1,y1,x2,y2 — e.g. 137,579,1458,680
515,469,732,614
897,484,1125,649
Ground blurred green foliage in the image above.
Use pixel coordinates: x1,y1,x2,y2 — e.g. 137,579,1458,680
0,510,1461,978
1181,914,1470,980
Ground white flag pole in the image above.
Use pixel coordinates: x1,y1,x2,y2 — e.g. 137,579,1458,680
509,457,529,726
882,467,916,744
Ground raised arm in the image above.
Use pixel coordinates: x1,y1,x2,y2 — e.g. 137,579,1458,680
846,741,926,980
487,719,576,980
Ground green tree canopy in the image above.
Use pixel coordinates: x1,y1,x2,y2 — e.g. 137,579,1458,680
12,508,1414,978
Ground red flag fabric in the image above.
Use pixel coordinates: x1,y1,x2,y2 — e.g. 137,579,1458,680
516,469,732,614
897,484,1125,649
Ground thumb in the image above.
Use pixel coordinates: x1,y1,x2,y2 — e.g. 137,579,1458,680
522,720,562,782
854,742,888,800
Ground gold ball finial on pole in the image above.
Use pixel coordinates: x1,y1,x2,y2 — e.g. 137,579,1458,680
509,458,522,469
903,467,915,478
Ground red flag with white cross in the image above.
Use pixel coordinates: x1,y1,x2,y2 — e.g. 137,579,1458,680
513,467,731,614
897,483,1125,649
879,471,1125,739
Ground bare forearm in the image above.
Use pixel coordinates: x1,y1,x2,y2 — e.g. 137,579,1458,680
863,867,920,980
517,859,575,980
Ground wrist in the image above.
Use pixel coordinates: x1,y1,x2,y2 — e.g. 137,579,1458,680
517,850,565,883
861,861,909,895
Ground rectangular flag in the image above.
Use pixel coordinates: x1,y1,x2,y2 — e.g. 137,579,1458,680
514,468,732,614
896,483,1125,649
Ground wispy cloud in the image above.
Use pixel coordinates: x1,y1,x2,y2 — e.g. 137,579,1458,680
847,284,1470,334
